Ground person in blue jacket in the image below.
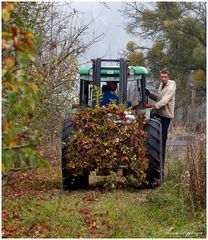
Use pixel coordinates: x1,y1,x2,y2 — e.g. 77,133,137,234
100,81,139,108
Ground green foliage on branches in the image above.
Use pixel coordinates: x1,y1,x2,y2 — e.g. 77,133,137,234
126,41,136,51
65,106,148,186
125,41,146,66
2,2,47,171
92,85,103,107
127,51,145,67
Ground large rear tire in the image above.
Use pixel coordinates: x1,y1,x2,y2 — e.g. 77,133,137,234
62,118,89,190
145,117,163,187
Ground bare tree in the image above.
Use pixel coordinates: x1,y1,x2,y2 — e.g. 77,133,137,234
14,2,104,161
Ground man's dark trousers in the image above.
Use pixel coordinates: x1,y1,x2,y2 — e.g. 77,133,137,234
155,114,171,172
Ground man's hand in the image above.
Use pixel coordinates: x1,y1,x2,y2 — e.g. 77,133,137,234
131,101,139,107
146,89,158,102
145,89,150,96
149,92,158,101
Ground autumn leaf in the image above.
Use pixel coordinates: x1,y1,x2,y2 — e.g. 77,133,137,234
14,36,22,50
2,163,6,173
121,156,129,162
49,41,57,51
2,8,10,22
11,24,19,37
22,31,35,40
2,39,6,49
2,32,12,40
3,120,11,133
8,135,20,150
21,38,36,50
4,81,19,91
88,221,97,230
5,2,14,12
3,57,15,69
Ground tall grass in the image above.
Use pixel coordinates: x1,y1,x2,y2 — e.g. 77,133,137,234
168,120,206,140
185,140,206,209
166,122,206,211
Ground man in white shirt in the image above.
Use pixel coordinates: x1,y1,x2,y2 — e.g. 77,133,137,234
146,69,176,168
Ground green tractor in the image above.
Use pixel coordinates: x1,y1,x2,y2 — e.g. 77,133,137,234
62,58,163,190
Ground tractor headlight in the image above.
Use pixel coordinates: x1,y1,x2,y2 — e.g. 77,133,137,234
129,69,135,76
89,68,93,76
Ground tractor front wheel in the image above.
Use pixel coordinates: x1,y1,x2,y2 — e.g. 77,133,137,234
62,118,89,190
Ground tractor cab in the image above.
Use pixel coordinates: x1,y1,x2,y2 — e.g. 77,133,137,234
78,58,152,119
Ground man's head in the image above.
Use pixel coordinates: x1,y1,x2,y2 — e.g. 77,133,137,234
107,81,118,92
160,68,169,85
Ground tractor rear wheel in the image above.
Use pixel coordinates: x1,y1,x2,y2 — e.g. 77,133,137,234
62,118,89,190
145,117,163,187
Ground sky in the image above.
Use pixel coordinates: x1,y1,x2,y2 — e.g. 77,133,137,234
70,2,140,65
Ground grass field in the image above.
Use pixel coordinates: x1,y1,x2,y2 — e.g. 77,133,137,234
2,166,206,238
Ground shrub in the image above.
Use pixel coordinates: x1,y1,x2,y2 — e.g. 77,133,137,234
166,125,206,211
65,105,148,186
185,140,206,209
2,2,41,171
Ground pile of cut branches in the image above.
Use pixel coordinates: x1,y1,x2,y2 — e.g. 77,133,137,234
66,105,148,185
